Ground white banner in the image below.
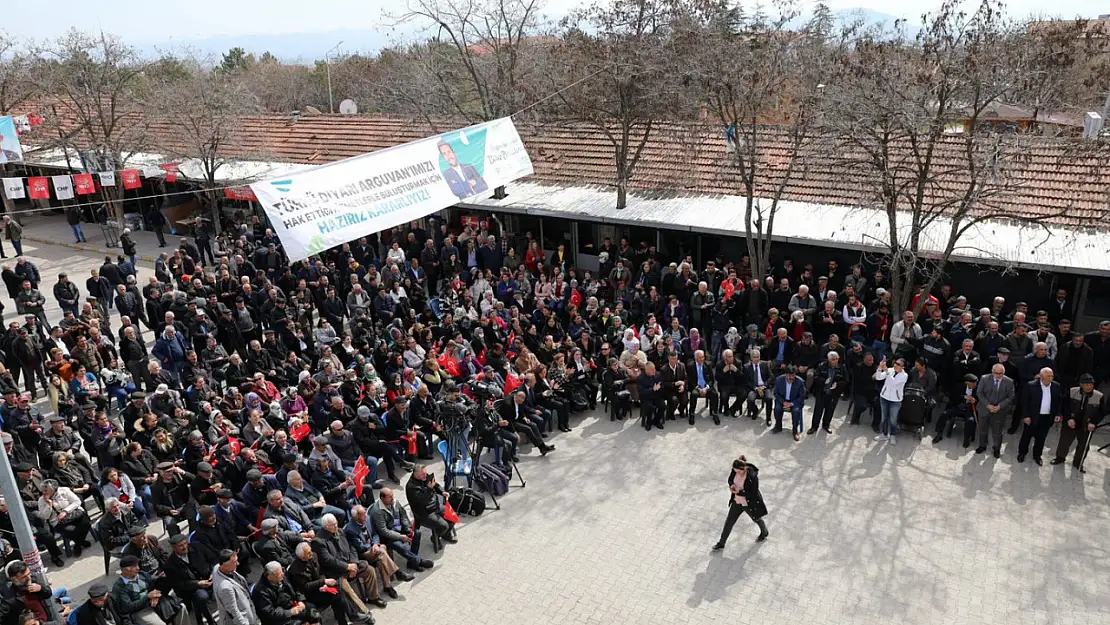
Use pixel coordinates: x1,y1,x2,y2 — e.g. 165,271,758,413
142,167,164,179
98,171,117,187
2,178,24,200
250,117,533,262
52,175,74,200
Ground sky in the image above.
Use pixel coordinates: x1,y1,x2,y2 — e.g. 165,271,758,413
4,0,1108,44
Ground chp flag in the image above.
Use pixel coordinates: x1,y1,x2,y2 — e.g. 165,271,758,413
250,117,534,262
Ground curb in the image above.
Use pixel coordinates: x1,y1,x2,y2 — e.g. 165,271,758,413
23,235,159,264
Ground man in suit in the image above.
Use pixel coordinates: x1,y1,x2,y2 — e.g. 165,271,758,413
311,513,389,608
774,367,806,440
687,350,720,425
500,390,554,455
163,534,218,625
975,363,1015,458
213,550,256,625
75,583,123,625
743,349,775,424
1018,367,1064,465
438,141,488,199
660,351,688,422
715,349,742,417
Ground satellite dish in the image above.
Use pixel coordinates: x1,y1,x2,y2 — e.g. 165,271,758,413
339,99,358,115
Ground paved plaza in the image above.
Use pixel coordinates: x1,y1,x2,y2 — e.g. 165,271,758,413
4,231,1110,625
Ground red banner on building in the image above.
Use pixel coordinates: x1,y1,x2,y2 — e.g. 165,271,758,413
161,163,179,182
73,173,96,195
120,169,141,190
225,186,257,201
27,177,50,199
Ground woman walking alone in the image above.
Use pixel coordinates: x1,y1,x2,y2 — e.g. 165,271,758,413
713,455,769,550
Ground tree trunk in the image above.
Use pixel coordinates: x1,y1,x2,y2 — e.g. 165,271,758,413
616,178,628,210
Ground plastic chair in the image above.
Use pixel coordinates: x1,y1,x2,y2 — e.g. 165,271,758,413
436,439,471,490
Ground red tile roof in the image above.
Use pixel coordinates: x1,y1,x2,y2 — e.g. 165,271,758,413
17,107,1110,229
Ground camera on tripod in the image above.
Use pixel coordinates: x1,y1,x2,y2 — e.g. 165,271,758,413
467,380,503,401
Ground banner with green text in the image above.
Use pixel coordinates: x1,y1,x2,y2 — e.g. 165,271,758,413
251,117,533,262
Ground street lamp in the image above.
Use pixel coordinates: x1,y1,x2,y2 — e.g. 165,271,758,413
325,41,344,114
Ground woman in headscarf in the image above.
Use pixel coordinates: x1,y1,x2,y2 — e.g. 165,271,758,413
723,326,742,357
621,328,640,353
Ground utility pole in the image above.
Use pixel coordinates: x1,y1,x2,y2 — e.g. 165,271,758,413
0,445,61,621
325,41,344,114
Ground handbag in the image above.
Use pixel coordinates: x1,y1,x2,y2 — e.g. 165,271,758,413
153,593,184,623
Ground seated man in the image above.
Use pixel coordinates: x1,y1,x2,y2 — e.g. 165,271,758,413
0,561,54,625
74,583,124,625
284,470,347,526
287,542,367,625
262,490,316,541
252,561,321,625
744,350,774,423
933,374,979,447
120,526,167,576
343,506,414,585
310,513,390,608
98,497,143,553
308,457,355,511
659,351,688,421
369,488,433,572
256,518,302,570
715,349,742,417
499,391,554,456
686,350,720,425
162,534,218,625
111,555,182,625
774,367,806,440
404,465,456,546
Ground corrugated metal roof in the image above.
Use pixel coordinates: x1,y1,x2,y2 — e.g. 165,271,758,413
463,181,1110,276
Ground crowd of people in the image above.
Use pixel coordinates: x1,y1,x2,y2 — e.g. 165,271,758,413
1,212,1108,625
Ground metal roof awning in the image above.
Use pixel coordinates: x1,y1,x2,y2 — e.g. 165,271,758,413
461,181,1110,277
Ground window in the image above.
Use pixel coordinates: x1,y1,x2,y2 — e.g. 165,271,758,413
541,218,572,252
578,222,599,256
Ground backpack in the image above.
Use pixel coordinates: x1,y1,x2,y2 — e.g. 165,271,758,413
448,487,486,516
474,462,510,496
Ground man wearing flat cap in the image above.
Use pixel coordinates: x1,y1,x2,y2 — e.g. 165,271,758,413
163,534,218,625
151,462,196,536
256,518,301,570
74,582,123,625
121,526,168,576
111,553,182,625
1052,373,1106,471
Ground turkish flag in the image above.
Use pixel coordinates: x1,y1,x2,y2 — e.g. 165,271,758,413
290,422,311,442
120,169,142,190
353,456,370,499
227,435,242,456
27,177,50,199
73,173,96,195
161,163,179,182
504,373,522,394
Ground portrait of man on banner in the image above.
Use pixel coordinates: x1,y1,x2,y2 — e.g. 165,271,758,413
437,127,489,199
0,116,24,165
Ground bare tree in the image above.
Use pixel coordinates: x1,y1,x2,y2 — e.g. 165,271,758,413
824,0,1066,314
148,58,261,232
391,0,546,124
552,0,696,209
42,30,150,221
692,0,839,279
